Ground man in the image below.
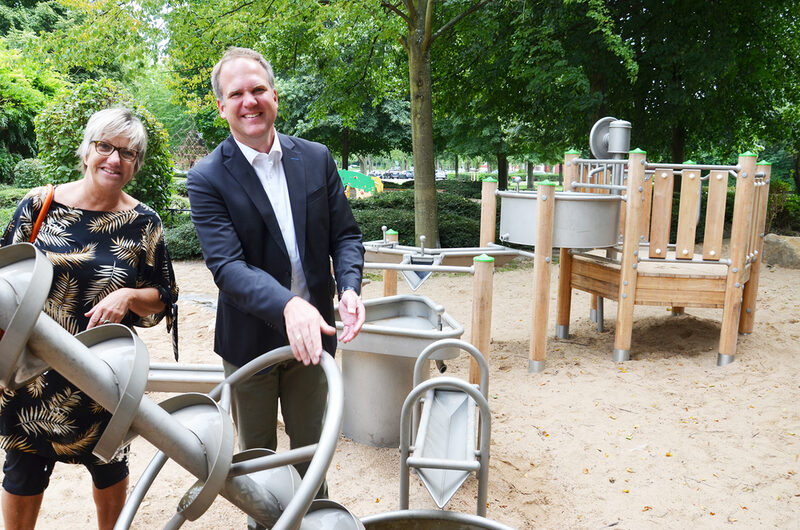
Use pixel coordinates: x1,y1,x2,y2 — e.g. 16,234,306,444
187,47,365,504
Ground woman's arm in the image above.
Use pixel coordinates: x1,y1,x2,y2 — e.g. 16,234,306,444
84,287,165,329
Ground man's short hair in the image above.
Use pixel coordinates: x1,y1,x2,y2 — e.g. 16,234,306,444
211,47,275,100
77,107,148,172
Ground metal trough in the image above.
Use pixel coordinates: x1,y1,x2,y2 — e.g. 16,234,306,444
414,389,476,508
498,190,622,248
335,295,463,447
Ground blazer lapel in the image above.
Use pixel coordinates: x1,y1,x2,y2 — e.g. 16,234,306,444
279,134,307,263
220,136,289,259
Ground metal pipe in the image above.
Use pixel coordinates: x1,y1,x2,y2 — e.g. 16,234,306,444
570,182,627,191
115,451,169,529
645,162,741,172
363,262,473,274
228,446,318,477
575,158,628,165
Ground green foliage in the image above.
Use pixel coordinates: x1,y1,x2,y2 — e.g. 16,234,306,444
0,41,65,161
172,177,188,197
12,158,45,188
349,189,480,247
0,151,21,184
34,79,174,214
767,180,800,234
436,179,482,199
0,206,12,229
163,213,203,260
0,185,29,208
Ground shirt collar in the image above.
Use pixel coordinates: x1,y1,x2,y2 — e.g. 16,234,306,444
234,130,282,167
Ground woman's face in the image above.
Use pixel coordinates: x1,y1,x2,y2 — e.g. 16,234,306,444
83,134,138,190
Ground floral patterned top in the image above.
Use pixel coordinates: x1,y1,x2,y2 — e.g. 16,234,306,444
0,185,178,464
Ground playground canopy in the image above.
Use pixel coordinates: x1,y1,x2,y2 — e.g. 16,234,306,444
338,169,383,198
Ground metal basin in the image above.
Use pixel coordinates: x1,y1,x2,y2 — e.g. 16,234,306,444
335,295,464,359
334,295,464,447
498,190,622,248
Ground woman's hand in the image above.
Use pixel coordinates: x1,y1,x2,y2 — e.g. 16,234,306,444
85,287,164,328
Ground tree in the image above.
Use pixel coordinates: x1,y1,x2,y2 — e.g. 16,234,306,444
0,39,64,181
35,79,174,213
587,0,798,163
380,0,492,245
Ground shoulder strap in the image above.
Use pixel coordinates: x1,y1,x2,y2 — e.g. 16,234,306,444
30,184,54,243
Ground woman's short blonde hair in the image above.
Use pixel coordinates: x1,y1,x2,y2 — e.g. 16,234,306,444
77,108,148,172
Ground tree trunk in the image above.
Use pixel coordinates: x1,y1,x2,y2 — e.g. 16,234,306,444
341,128,350,169
454,153,459,179
497,152,508,190
671,125,686,191
793,152,800,193
408,25,439,246
526,161,534,188
671,125,686,164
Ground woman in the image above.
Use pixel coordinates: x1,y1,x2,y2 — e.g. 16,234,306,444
0,108,178,529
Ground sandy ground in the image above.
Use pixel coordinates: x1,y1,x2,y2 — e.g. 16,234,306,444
8,257,800,529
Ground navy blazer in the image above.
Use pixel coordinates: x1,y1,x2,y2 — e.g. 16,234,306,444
187,134,364,367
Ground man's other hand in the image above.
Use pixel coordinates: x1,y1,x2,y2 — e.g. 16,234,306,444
338,289,365,344
283,297,336,365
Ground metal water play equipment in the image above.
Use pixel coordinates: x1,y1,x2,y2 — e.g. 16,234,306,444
0,243,353,529
0,242,516,528
488,117,772,369
334,294,464,447
399,339,491,514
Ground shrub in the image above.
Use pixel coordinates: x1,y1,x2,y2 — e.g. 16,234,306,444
0,152,21,185
34,78,174,215
437,179,482,199
0,207,13,229
173,177,188,197
350,189,482,246
13,158,46,188
0,185,29,208
163,214,203,260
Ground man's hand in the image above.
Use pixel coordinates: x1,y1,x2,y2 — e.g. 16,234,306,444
283,297,336,365
338,289,365,344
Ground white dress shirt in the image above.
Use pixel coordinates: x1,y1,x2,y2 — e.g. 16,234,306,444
235,134,310,301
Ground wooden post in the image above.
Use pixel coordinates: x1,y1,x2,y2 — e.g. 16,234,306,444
470,254,494,384
612,149,647,362
383,229,399,297
718,152,757,364
479,178,498,247
556,151,580,339
529,181,557,372
739,162,771,334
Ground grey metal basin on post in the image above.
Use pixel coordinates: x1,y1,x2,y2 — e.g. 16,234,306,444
498,190,622,248
334,295,464,447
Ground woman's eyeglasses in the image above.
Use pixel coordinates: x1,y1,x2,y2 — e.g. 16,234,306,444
92,141,138,162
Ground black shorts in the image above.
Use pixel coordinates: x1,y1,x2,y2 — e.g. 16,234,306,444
2,450,129,496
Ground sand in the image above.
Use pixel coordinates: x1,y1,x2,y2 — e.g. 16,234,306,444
9,257,800,529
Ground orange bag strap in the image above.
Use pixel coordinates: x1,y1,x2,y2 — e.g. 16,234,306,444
0,184,54,342
30,183,54,243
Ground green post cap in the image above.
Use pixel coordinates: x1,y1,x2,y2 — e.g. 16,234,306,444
473,253,495,263
756,161,772,166
739,151,757,157
564,149,581,155
385,229,398,235
683,160,696,165
629,148,647,154
482,177,498,183
535,179,557,187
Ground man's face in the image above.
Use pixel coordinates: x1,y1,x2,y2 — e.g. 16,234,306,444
216,57,279,152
